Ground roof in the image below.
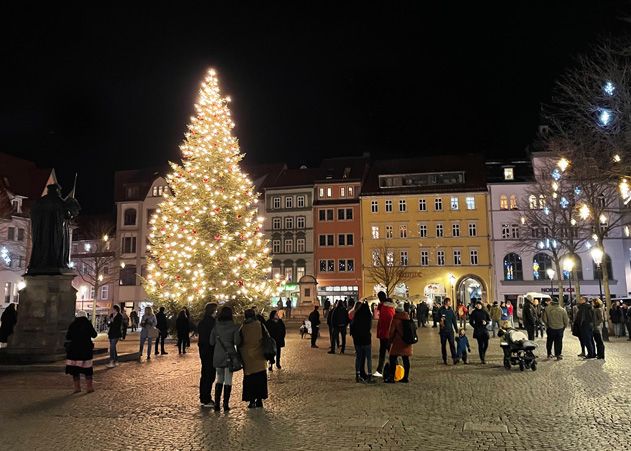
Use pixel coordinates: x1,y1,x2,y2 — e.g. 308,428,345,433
114,165,169,202
361,154,488,195
265,167,328,189
316,156,370,183
485,159,534,183
0,152,55,212
242,163,286,191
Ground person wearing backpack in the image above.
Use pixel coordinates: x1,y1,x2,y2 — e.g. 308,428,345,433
438,298,458,365
385,302,412,383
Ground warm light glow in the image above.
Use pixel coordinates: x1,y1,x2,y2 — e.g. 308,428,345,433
103,234,109,242
17,281,26,290
557,158,569,172
448,273,456,287
520,216,526,225
546,268,555,280
591,247,603,265
84,243,91,252
579,204,590,220
613,154,621,163
599,214,607,224
98,274,104,282
562,257,575,272
120,262,126,269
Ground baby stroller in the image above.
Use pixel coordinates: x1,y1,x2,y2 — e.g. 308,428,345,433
299,320,312,339
498,328,538,371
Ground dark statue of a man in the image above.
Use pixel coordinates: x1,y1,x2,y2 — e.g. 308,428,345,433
27,184,81,275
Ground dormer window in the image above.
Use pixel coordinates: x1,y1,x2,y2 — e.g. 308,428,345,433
504,168,514,180
11,198,22,214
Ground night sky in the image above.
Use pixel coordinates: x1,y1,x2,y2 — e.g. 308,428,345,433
1,2,629,213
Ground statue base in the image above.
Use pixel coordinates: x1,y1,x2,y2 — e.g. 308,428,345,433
1,274,77,364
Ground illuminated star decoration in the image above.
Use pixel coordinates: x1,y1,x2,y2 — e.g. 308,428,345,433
604,81,615,96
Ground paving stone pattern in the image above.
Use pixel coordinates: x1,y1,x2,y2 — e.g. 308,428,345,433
1,326,630,451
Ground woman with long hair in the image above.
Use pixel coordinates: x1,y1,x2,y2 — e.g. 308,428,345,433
139,306,158,360
65,311,98,393
209,306,241,411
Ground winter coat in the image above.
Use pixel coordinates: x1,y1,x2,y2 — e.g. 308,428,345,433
0,305,17,342
469,307,490,339
456,335,471,355
349,303,372,346
575,303,595,331
376,301,396,339
330,306,349,327
140,314,157,339
490,305,501,322
65,317,97,361
610,307,622,323
156,311,168,332
389,311,413,357
265,318,286,347
308,309,320,327
542,304,569,330
438,306,458,334
108,312,123,339
197,314,216,359
523,300,537,327
176,315,190,337
593,306,604,332
500,306,509,321
238,318,267,376
209,320,241,368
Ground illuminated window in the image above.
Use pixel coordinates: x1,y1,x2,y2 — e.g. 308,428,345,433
504,168,514,180
371,226,379,239
500,195,508,210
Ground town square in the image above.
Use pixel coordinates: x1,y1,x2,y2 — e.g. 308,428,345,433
2,3,631,451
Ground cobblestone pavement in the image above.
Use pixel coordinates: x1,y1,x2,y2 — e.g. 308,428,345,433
1,325,631,451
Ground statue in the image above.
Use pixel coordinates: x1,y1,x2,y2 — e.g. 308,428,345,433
27,183,80,275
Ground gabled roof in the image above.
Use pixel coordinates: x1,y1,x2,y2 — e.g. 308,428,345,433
0,153,55,212
485,159,534,183
317,156,370,183
114,165,169,202
265,167,328,189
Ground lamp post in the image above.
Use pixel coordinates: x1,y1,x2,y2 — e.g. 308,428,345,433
448,273,456,304
546,268,555,297
563,257,575,305
590,247,608,341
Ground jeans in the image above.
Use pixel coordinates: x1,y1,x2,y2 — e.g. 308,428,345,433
440,332,456,362
140,334,153,358
376,338,390,373
354,344,372,377
546,328,564,357
199,349,215,403
216,367,233,386
491,320,499,337
311,327,319,347
109,338,119,361
177,334,187,353
475,333,489,361
388,355,410,381
593,329,605,359
579,328,596,357
154,330,166,354
331,326,347,352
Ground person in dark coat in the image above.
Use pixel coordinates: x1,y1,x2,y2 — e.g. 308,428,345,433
239,309,269,409
176,309,190,354
523,296,537,340
469,300,491,363
154,306,169,355
184,307,192,348
197,302,217,407
308,305,320,348
65,311,97,393
438,298,458,365
575,297,596,359
130,309,139,332
328,300,349,354
0,303,17,346
265,310,286,370
106,305,122,368
350,301,374,383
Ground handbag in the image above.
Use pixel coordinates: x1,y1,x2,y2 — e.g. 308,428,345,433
261,323,277,360
217,336,243,372
147,326,159,339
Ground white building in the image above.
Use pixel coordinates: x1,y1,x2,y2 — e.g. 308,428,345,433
487,154,631,305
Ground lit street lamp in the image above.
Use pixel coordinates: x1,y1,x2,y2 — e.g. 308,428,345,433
448,273,456,304
546,268,555,297
590,247,608,341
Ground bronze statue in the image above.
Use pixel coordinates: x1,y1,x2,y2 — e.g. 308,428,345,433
27,183,80,275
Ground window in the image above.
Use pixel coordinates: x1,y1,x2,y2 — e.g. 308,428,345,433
340,187,346,197
119,265,136,286
319,188,324,198
296,239,305,253
538,195,545,209
501,224,510,239
528,195,537,209
371,226,380,239
470,249,479,265
327,187,332,197
466,197,476,210
453,250,461,265
320,259,335,272
434,198,443,211
285,267,293,282
385,200,393,212
385,225,393,239
451,196,459,210
297,217,305,229
17,255,24,269
273,197,281,209
511,224,520,239
509,195,517,210
122,236,136,254
125,185,140,199
338,208,353,220
504,168,514,180
327,209,333,221
593,254,614,281
284,239,293,253
284,217,294,229
386,251,394,266
436,224,444,237
17,228,25,242
348,187,354,197
272,218,281,230
100,285,109,300
338,234,354,246
319,235,334,247
399,225,407,238
598,195,606,208
468,223,477,236
400,250,408,266
437,250,445,266
420,250,429,266
372,249,380,266
285,197,293,209
500,195,508,210
7,227,15,241
532,253,554,280
452,223,460,237
318,209,334,221
419,198,427,211
371,200,378,213
503,253,522,280
339,259,355,272
272,240,280,253
11,198,22,213
296,267,305,280
399,199,407,212
297,196,305,208
419,224,427,237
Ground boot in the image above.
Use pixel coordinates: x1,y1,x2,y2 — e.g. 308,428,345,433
86,378,94,393
255,399,263,408
213,383,223,411
223,385,232,411
73,377,81,393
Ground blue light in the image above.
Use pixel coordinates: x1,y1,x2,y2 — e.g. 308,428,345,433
599,109,612,126
560,197,569,209
552,168,562,181
544,206,550,215
604,81,615,96
574,186,581,196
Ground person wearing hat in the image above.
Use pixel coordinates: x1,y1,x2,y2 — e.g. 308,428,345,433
65,311,98,393
385,302,412,383
542,298,569,360
469,300,491,364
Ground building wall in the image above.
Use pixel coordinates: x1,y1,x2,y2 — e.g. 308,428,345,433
360,192,493,304
0,215,30,312
71,238,116,315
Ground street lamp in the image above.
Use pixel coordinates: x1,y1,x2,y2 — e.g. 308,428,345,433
590,247,608,341
563,256,575,305
546,268,555,297
448,273,456,304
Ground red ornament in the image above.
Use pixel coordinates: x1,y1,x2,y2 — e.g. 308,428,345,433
238,280,244,287
214,235,221,241
214,207,221,213
236,214,241,219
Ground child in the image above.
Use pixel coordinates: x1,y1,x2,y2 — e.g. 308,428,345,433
456,328,471,364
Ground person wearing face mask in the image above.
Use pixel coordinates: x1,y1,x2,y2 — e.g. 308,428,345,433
469,300,491,364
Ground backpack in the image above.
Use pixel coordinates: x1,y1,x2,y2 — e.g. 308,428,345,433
401,319,418,345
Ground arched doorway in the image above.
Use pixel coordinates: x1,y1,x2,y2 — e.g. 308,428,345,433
456,275,487,305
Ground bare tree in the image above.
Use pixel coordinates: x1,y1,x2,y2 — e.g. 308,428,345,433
365,243,415,298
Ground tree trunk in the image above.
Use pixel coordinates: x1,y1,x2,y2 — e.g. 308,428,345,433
92,280,100,327
555,260,564,304
572,269,581,303
601,261,612,332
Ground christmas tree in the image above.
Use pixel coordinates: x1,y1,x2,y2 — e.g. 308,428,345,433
146,69,274,309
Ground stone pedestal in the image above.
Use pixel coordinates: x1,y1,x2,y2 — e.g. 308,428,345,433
3,274,77,363
292,275,319,318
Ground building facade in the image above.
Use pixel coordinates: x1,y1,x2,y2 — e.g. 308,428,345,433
360,155,493,306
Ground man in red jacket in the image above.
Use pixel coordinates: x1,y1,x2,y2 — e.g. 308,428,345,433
374,291,396,377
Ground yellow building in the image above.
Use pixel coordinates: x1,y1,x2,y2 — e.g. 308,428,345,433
360,155,493,306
